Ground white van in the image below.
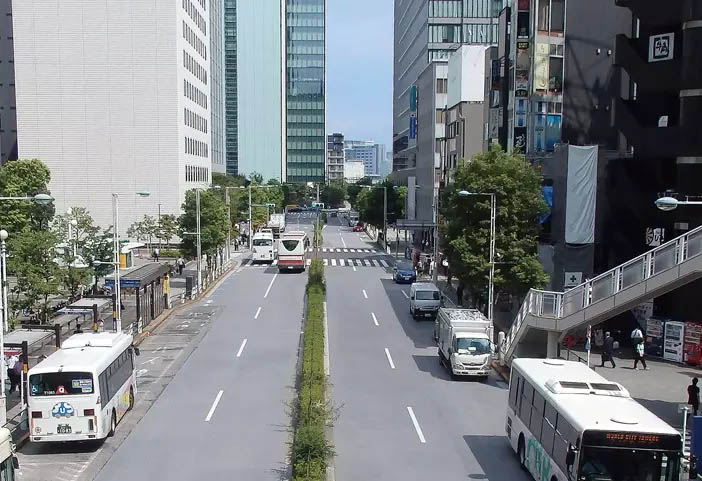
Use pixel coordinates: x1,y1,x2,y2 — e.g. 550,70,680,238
409,282,441,320
252,232,275,263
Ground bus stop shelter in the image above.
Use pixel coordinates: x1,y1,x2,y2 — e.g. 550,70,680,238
105,263,169,331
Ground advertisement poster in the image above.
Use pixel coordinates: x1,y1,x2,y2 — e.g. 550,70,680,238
515,98,527,127
518,0,529,10
409,114,416,140
545,115,561,150
489,109,500,139
533,114,546,151
515,70,529,97
513,127,527,154
534,43,549,92
516,42,530,70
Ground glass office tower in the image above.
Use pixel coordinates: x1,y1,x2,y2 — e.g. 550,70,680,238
285,0,325,183
224,0,238,176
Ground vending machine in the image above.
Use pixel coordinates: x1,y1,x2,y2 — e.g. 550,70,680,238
663,320,685,363
684,322,702,365
645,317,667,357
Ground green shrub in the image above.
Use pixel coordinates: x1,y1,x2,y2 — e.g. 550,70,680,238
307,259,325,292
158,249,182,258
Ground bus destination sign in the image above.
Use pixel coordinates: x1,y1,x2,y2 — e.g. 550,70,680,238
583,430,680,451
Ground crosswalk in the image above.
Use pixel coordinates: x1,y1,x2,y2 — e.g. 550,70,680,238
240,258,392,268
308,247,379,253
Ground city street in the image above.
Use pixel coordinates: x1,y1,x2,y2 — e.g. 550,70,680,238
324,215,530,480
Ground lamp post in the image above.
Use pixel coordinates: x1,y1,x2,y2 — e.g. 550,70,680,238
196,189,202,292
655,196,702,211
0,230,7,336
458,190,496,323
0,193,54,204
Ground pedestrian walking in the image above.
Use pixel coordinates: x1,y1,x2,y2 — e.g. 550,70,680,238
153,248,160,262
12,355,23,395
688,378,700,416
6,355,17,394
73,324,84,334
600,331,616,368
633,341,648,370
631,325,644,344
456,283,464,307
177,256,185,276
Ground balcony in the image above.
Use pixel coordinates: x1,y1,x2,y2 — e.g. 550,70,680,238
615,0,701,28
614,97,701,158
614,35,682,93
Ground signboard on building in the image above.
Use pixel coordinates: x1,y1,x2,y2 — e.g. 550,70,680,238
513,127,527,154
489,108,501,139
515,70,529,97
533,114,546,152
649,33,674,62
564,272,583,288
409,85,417,111
409,114,416,139
645,227,665,247
518,0,529,10
515,98,527,128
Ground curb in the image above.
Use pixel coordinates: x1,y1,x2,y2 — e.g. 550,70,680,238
491,360,510,383
133,260,239,346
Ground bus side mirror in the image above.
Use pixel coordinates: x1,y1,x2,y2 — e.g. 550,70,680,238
566,448,576,467
12,455,19,469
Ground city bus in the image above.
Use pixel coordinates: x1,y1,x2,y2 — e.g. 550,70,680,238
277,231,310,272
252,231,275,264
0,428,18,479
506,358,680,481
27,332,138,442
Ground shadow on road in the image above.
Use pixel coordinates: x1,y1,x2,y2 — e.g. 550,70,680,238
463,435,530,481
380,279,436,349
413,354,452,381
20,439,103,455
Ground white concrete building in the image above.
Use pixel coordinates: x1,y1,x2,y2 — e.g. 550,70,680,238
344,159,365,183
12,0,212,230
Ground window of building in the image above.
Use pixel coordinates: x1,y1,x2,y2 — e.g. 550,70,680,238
436,78,448,94
537,0,550,32
548,56,563,93
429,0,462,18
551,0,565,32
429,25,461,43
463,0,492,18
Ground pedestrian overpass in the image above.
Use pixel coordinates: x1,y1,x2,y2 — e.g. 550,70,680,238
500,224,702,364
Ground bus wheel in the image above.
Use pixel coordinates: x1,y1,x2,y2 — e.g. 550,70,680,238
109,410,117,437
128,387,135,411
518,435,526,470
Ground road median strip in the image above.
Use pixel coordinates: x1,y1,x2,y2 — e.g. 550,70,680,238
290,258,334,481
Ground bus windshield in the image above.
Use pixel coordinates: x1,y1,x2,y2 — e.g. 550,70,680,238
579,447,679,481
281,240,300,251
253,238,273,247
29,372,94,396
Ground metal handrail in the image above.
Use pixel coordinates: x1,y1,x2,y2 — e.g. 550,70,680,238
501,224,702,359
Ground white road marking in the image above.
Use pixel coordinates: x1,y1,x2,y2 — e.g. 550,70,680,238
155,346,166,353
362,259,370,267
384,348,396,369
362,289,368,299
136,369,148,378
336,248,342,253
323,248,328,253
254,307,262,319
379,259,389,267
323,259,328,266
402,290,409,299
236,339,248,358
407,407,426,443
205,390,224,422
343,248,348,252
372,312,379,326
341,236,347,248
350,249,356,252
323,301,330,376
141,357,160,365
331,258,337,266
339,258,345,266
206,299,213,304
200,323,205,327
368,259,377,267
352,264,357,272
264,273,278,298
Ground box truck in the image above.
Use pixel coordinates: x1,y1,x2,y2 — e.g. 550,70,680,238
437,308,494,379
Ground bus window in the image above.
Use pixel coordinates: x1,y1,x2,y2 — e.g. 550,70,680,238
541,402,557,455
29,372,94,396
530,391,545,440
282,240,300,251
253,238,273,247
508,373,520,410
520,381,534,426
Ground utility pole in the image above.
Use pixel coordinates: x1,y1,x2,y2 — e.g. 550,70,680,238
196,189,202,292
225,188,231,261
112,194,122,332
432,185,439,283
488,193,496,324
248,185,253,250
383,187,387,252
158,203,162,252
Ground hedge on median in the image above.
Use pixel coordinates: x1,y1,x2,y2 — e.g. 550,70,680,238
291,258,333,480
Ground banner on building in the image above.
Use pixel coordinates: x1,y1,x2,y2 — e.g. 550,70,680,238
515,98,527,128
489,108,501,139
409,114,416,139
516,70,529,97
534,43,549,92
409,85,417,111
513,127,527,154
565,145,598,244
545,114,561,150
645,227,665,247
533,114,546,151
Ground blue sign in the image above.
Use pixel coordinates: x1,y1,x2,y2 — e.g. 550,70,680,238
409,114,417,140
104,279,141,288
409,85,417,112
51,402,75,418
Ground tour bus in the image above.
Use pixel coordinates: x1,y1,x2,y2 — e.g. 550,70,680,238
0,428,18,479
506,358,680,481
252,231,275,264
28,332,138,442
277,231,310,272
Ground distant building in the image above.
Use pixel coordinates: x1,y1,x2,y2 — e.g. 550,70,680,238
344,160,365,183
0,0,16,164
327,133,345,183
223,0,239,176
209,0,226,174
345,140,385,177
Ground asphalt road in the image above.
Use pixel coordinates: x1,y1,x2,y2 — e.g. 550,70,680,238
92,218,316,480
324,215,531,480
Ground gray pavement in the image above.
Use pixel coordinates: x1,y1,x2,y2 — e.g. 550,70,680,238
90,218,314,481
324,216,530,480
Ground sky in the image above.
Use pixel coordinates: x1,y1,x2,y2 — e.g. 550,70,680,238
326,0,393,152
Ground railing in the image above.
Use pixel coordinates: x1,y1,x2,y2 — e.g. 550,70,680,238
502,223,702,360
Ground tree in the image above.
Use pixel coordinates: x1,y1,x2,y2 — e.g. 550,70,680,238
347,178,373,207
249,172,264,185
321,183,347,209
282,183,308,208
158,214,178,246
178,189,229,259
141,215,158,247
440,148,549,310
355,180,407,227
126,219,145,242
6,230,63,323
83,227,115,292
53,207,99,299
212,172,246,188
0,158,54,232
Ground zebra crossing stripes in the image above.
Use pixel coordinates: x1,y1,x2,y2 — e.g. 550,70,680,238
242,257,393,269
321,247,376,253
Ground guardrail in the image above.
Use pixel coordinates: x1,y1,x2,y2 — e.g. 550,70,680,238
3,408,28,445
502,223,702,361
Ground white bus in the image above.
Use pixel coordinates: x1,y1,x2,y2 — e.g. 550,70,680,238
28,332,138,442
252,231,275,264
506,358,680,481
277,231,310,272
0,428,18,480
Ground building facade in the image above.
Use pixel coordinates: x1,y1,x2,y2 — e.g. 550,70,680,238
0,0,16,164
345,140,386,178
13,0,212,229
210,0,226,173
344,159,365,183
326,133,344,182
224,0,238,176
285,0,326,183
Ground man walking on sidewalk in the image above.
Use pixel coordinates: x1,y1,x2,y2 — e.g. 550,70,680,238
456,283,464,307
600,332,616,368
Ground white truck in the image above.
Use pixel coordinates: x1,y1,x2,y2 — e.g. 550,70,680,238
437,308,494,380
267,214,286,238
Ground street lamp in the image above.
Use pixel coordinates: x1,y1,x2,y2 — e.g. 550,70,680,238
0,193,54,204
0,229,6,424
655,196,702,211
457,190,496,324
0,229,7,334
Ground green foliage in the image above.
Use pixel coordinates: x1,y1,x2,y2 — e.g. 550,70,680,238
157,214,178,245
355,180,407,227
321,183,346,208
126,215,158,245
83,227,114,291
441,147,549,307
291,259,333,480
283,183,310,208
346,177,372,207
313,220,323,249
7,229,63,322
178,189,229,258
0,158,54,232
53,207,100,247
212,172,246,188
159,249,183,258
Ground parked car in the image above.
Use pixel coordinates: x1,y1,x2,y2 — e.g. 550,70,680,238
353,223,364,232
393,261,417,284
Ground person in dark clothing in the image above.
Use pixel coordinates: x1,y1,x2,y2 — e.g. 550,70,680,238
73,324,83,334
600,331,616,368
689,378,700,416
456,284,464,307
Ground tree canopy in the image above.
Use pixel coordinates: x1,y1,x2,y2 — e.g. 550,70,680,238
0,158,54,232
355,180,407,227
321,183,347,209
440,148,549,309
178,189,229,258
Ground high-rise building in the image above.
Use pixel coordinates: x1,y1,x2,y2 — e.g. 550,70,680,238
224,0,239,176
13,0,212,229
327,133,344,183
0,0,16,164
285,0,325,184
210,0,226,174
345,140,386,178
